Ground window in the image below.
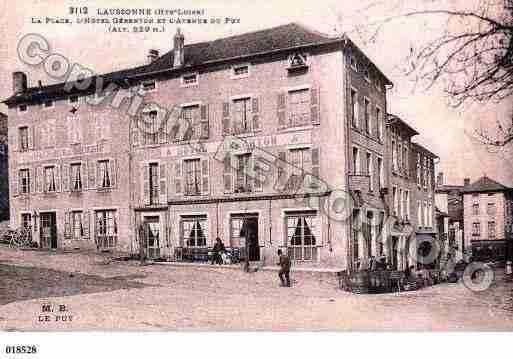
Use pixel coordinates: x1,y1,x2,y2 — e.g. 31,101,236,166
42,100,54,109
181,73,198,86
233,97,252,134
398,189,403,218
363,68,370,82
473,203,479,215
95,210,117,249
417,201,422,226
68,116,81,144
376,107,383,141
18,169,30,194
286,211,319,261
184,159,201,196
398,143,403,170
350,55,358,71
488,221,496,239
235,154,252,193
392,140,397,171
44,166,56,192
366,152,374,191
352,209,361,261
69,95,79,104
181,105,201,140
288,88,310,127
487,203,496,215
21,213,32,230
142,110,159,145
405,190,410,220
19,104,27,112
288,53,308,69
70,163,82,191
403,146,408,173
149,163,159,204
352,147,360,174
98,160,111,188
141,80,156,92
364,98,370,135
416,153,421,186
287,148,312,190
472,222,481,237
72,211,83,239
19,126,29,151
377,157,384,189
181,216,207,247
392,187,398,216
350,89,358,127
232,64,250,79
424,201,428,227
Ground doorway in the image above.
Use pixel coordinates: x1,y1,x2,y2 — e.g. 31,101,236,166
143,216,161,260
40,212,57,249
391,236,399,270
230,214,260,261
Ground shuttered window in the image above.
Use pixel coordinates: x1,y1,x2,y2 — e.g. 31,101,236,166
18,169,30,194
288,89,310,127
184,159,201,196
44,166,56,192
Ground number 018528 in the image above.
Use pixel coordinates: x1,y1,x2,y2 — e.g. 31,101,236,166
4,345,38,354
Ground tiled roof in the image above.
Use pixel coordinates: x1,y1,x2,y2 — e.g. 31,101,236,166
412,142,438,159
462,176,511,193
4,23,355,106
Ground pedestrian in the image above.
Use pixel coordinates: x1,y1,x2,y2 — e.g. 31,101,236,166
277,249,291,287
369,256,377,271
211,237,225,265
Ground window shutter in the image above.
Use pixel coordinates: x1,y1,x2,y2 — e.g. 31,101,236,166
311,87,320,125
253,156,263,192
201,157,209,194
175,161,182,196
30,167,35,193
252,97,260,131
62,164,70,192
64,211,71,239
277,92,286,128
277,151,287,189
83,161,89,189
11,128,17,152
132,118,140,147
110,159,117,188
200,104,209,139
89,161,97,189
36,166,43,193
223,155,232,193
49,119,56,147
222,102,230,135
142,162,150,205
96,161,102,188
12,170,18,197
311,148,320,189
55,165,62,192
159,163,167,204
28,126,34,149
82,211,90,238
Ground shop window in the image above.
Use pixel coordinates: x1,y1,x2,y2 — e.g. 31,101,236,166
181,216,207,247
286,211,319,261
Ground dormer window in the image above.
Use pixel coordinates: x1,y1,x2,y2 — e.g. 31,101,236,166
42,100,53,109
287,53,309,71
141,80,156,93
18,104,27,113
231,64,250,79
181,73,198,87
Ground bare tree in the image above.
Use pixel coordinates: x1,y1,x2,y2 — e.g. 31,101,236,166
351,0,513,147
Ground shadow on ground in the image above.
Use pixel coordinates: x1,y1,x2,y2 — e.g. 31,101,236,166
0,264,154,305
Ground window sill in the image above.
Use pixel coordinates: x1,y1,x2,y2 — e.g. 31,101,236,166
351,127,384,145
278,125,314,133
97,187,113,193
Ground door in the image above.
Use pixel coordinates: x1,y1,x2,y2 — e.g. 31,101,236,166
40,212,57,249
144,216,161,259
245,217,260,261
231,214,260,261
391,236,399,270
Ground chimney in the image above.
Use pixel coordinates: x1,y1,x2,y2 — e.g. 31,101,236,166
147,49,159,64
437,172,444,186
13,71,27,95
173,28,184,68
464,178,470,186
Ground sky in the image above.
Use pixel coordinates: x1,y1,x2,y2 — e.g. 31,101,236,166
0,0,512,187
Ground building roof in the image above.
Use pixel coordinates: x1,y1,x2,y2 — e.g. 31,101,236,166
3,23,393,107
462,176,511,193
412,142,438,159
387,114,419,137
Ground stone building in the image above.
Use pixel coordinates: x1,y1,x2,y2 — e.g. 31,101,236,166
462,176,513,262
3,23,438,269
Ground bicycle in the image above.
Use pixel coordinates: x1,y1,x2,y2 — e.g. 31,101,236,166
1,226,33,248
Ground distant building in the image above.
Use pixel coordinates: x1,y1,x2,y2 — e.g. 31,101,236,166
462,176,513,262
0,112,8,221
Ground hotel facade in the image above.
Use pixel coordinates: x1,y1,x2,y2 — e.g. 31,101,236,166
4,23,436,270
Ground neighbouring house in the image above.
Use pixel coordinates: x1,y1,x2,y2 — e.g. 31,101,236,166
462,176,513,262
3,23,438,270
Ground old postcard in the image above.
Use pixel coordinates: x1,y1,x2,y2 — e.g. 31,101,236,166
0,0,512,357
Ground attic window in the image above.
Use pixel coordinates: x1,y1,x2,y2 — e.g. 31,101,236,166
18,104,27,112
287,53,309,70
231,64,250,79
43,100,54,109
181,73,198,87
141,80,156,92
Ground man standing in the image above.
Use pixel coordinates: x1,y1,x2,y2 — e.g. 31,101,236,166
277,249,291,287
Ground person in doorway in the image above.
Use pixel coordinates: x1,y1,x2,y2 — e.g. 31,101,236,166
211,237,225,265
277,249,291,287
